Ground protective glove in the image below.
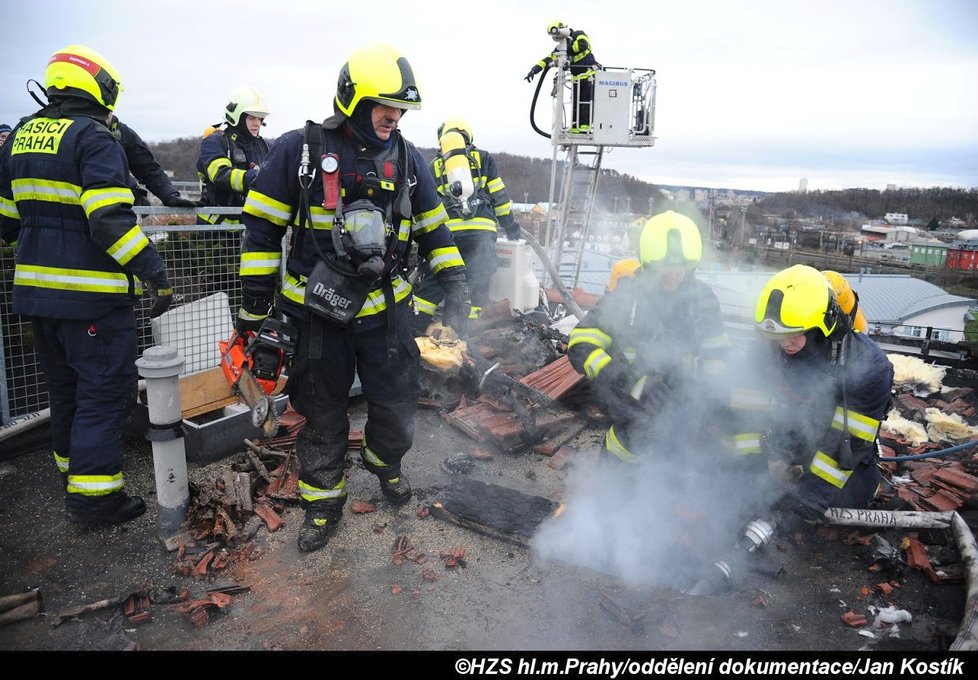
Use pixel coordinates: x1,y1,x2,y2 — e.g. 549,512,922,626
525,65,542,83
635,370,679,413
244,166,260,189
590,360,644,425
147,276,174,319
770,492,826,535
441,279,471,336
235,294,272,335
503,220,522,240
133,191,151,207
760,428,808,466
162,193,198,208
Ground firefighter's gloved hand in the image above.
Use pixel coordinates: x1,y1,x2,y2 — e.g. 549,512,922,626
235,294,272,334
504,221,522,240
771,492,825,535
147,278,174,319
244,166,260,189
441,279,471,336
591,361,643,425
525,65,542,83
636,370,679,412
162,193,198,208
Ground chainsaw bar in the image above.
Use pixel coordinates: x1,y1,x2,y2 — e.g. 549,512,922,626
234,366,279,437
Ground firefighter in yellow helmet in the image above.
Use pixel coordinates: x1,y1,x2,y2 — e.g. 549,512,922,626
196,85,270,226
237,44,467,553
822,270,868,333
753,264,893,532
525,20,602,133
411,117,520,332
567,211,731,465
0,45,173,525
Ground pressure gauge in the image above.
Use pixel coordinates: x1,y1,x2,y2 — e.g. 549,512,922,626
321,154,339,173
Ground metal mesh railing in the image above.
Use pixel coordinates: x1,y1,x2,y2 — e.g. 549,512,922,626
1,217,249,423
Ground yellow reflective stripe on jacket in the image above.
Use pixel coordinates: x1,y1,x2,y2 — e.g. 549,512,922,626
605,425,641,464
80,186,134,216
238,309,268,322
308,207,336,229
53,450,70,473
244,190,292,226
206,156,231,179
298,477,348,502
702,358,726,377
14,264,135,294
494,202,513,218
729,388,774,412
568,326,612,351
412,204,449,235
830,406,881,442
447,216,497,233
66,472,124,496
809,450,852,488
240,251,281,276
719,433,763,456
582,348,612,379
486,177,504,194
358,277,412,317
229,168,246,193
282,272,412,318
11,177,81,206
0,194,19,219
427,246,464,274
469,305,481,319
413,295,438,316
106,225,149,265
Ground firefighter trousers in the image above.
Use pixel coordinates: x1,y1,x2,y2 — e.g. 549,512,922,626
288,305,421,513
29,306,137,497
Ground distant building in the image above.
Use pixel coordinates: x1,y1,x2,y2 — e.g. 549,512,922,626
909,239,948,268
884,212,909,225
947,238,978,272
798,178,808,193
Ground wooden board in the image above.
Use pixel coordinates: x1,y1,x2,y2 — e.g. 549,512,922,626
179,367,236,417
431,478,560,546
176,367,288,419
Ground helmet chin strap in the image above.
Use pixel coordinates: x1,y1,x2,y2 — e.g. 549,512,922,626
27,79,48,108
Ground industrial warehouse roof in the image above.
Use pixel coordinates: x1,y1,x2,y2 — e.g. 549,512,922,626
696,270,977,326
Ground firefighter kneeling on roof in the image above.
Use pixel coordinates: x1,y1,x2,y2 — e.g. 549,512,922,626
237,44,469,553
752,264,893,533
567,211,732,466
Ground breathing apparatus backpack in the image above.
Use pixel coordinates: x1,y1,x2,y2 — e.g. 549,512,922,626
437,129,479,216
296,120,414,326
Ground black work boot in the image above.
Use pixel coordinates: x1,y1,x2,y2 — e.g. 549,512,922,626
297,509,342,553
65,492,146,526
378,472,413,505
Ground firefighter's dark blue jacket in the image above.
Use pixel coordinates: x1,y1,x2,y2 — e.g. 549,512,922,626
0,112,167,320
240,123,465,331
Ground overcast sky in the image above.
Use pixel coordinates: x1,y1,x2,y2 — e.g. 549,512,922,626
3,0,976,193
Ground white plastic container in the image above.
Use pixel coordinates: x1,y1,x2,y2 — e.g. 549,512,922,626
489,238,541,312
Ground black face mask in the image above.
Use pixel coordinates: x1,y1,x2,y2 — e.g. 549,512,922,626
347,102,395,150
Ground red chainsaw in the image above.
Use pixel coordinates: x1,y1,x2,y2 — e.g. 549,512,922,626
219,318,295,436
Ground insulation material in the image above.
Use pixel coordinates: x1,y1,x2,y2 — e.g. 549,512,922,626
416,326,468,375
886,354,946,396
924,407,978,443
881,408,930,447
